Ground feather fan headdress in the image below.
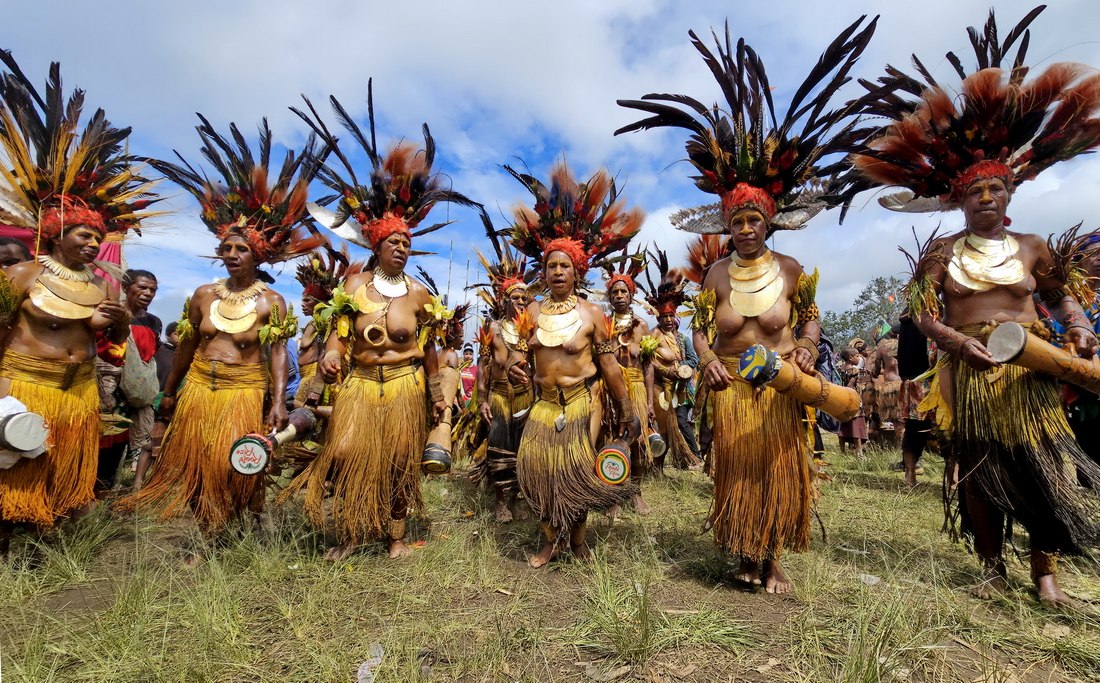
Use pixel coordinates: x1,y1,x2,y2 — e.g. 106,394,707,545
640,249,691,315
292,79,479,252
149,116,323,264
416,265,470,345
851,6,1100,212
470,207,534,319
615,16,879,234
0,50,160,242
683,234,732,285
503,160,644,278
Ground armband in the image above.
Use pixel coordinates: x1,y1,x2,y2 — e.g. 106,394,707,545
259,303,298,346
175,297,194,342
795,337,820,364
594,340,616,355
0,272,19,328
698,349,719,370
428,374,445,404
790,269,820,327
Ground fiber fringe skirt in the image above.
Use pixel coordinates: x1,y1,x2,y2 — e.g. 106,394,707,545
709,358,813,562
474,379,533,495
517,380,634,533
117,357,267,533
0,351,98,526
288,361,427,542
656,377,698,468
622,367,652,473
938,325,1100,554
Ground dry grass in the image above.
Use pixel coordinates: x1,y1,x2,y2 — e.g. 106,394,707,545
1,438,1098,682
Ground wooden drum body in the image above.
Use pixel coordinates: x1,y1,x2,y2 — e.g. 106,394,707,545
987,322,1100,396
737,344,861,422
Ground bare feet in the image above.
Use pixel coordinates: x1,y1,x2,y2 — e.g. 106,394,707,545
762,559,792,594
734,559,762,586
633,494,651,516
904,471,918,488
182,551,205,569
970,562,1008,600
493,499,514,524
528,541,559,568
324,540,358,563
387,539,412,559
605,505,622,522
570,540,593,562
1035,574,1077,608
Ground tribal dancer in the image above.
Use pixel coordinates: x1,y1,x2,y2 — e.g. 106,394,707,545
640,250,701,471
617,15,880,593
504,161,643,567
0,52,157,548
604,250,654,514
286,83,477,561
470,215,534,522
118,118,312,560
852,6,1100,604
294,248,358,407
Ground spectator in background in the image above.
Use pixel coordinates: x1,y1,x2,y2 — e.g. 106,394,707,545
155,322,179,392
460,345,477,402
0,236,31,267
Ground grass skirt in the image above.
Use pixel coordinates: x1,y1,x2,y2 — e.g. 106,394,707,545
289,362,427,542
877,379,902,423
655,377,699,468
478,380,532,496
517,380,634,533
622,367,652,473
0,351,98,526
116,358,267,533
295,361,317,405
949,347,1100,554
710,358,813,561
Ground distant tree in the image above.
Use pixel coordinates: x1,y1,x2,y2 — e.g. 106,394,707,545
821,275,907,344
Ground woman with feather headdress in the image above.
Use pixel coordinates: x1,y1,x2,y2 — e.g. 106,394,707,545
0,51,158,547
639,249,702,473
283,82,479,561
467,209,535,522
503,160,644,567
617,15,880,593
116,117,316,562
603,248,656,515
852,7,1100,605
293,247,360,408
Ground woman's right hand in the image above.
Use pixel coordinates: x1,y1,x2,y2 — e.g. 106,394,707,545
507,359,530,386
479,400,492,423
703,359,732,391
319,351,341,383
158,395,176,421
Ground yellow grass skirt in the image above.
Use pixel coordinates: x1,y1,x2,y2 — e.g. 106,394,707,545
656,377,699,468
117,358,267,533
710,358,813,561
0,351,98,526
516,380,634,533
292,361,427,542
476,379,533,493
622,367,652,473
295,361,317,405
947,338,1100,553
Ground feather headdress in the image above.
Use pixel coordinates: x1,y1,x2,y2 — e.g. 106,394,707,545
296,246,362,302
0,50,160,242
470,207,534,319
851,6,1100,212
640,249,691,315
615,16,879,233
416,265,470,346
683,234,732,285
292,79,479,252
149,116,323,264
603,248,647,295
503,160,644,278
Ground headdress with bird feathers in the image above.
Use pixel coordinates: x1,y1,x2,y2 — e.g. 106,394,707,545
683,234,732,285
603,248,647,295
291,79,480,252
296,245,363,302
640,249,691,316
0,49,161,244
850,6,1100,213
503,160,644,279
615,16,880,234
148,116,324,266
470,207,535,320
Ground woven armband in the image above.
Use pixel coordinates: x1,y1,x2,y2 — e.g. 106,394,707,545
594,339,616,355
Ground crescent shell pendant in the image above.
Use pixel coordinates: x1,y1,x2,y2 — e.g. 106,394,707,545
29,283,95,319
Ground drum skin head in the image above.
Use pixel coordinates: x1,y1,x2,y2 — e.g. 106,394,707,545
738,344,779,385
987,322,1027,364
229,435,270,476
3,412,48,452
596,442,630,485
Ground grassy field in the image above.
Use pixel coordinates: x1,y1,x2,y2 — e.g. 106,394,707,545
2,439,1099,683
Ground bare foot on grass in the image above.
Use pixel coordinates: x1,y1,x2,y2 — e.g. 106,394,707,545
387,539,412,559
528,541,559,568
734,560,761,587
324,541,358,563
970,563,1008,600
633,494,651,516
762,558,792,594
493,499,514,523
1035,574,1077,608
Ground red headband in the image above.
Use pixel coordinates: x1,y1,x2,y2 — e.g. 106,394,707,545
606,273,637,294
656,301,680,315
39,196,106,239
363,213,411,250
303,283,330,300
720,183,777,220
950,160,1014,203
543,237,589,276
502,277,527,294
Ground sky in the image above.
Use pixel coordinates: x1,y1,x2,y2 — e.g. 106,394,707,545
5,0,1100,333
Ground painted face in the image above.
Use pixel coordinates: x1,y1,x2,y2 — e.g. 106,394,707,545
301,292,319,317
544,251,576,297
609,281,632,312
0,243,29,268
126,275,158,312
56,225,104,266
507,287,528,315
961,177,1009,231
377,232,411,275
728,209,768,258
218,235,256,276
657,312,678,332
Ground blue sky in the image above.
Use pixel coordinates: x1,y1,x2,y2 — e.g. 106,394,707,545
6,0,1100,332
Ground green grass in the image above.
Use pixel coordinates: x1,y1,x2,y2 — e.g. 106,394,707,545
1,438,1098,682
